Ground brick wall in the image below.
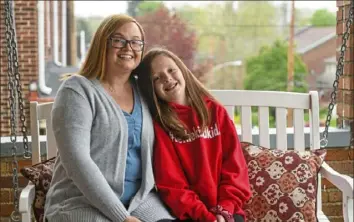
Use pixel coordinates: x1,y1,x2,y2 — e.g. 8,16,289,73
302,37,337,80
321,148,354,222
302,37,337,104
0,0,38,136
1,0,76,138
336,0,354,132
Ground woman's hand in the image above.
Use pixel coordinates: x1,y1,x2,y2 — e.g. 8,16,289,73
213,215,226,222
217,215,226,222
123,216,142,222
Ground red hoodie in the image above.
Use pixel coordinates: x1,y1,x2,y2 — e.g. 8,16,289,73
153,98,252,222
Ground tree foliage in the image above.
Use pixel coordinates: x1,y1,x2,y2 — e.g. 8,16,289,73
127,0,142,17
135,6,212,83
310,9,336,27
244,40,308,92
136,1,164,17
136,7,197,70
176,2,279,65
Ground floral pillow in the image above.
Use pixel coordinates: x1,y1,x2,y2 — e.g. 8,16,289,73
240,142,326,222
20,157,56,222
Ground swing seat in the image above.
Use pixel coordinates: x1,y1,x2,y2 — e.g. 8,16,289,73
19,90,353,222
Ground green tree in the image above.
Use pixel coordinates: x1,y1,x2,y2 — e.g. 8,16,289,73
136,6,212,83
127,0,142,17
310,9,336,26
232,1,278,57
136,1,164,16
176,1,279,63
244,40,308,92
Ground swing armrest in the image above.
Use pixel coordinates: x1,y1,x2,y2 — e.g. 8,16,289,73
320,162,353,198
19,181,35,213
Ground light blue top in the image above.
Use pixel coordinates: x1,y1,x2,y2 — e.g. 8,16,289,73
120,86,143,206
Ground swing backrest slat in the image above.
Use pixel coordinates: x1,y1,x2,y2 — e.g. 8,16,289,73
210,90,320,150
30,101,56,165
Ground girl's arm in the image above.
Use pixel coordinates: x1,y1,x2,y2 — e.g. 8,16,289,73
52,87,129,221
153,123,217,222
217,106,252,215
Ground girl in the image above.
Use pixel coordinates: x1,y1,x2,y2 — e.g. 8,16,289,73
136,48,252,222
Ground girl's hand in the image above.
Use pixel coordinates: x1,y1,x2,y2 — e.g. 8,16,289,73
216,215,226,222
123,216,142,222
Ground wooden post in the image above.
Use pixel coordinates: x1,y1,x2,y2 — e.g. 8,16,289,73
67,1,77,66
287,0,295,127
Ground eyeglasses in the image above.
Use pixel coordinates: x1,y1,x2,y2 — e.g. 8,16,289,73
109,37,144,51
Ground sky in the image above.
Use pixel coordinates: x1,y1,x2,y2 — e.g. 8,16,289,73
74,1,337,18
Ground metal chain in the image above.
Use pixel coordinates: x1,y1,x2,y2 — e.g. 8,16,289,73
320,2,354,148
8,0,31,159
4,0,31,221
4,1,21,220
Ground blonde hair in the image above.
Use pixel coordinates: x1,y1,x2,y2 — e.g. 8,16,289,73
136,47,214,140
64,14,145,80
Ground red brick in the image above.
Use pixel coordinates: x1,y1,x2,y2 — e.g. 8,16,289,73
327,217,344,222
324,148,354,161
337,8,343,21
322,203,343,216
337,103,354,119
343,62,354,75
0,176,29,188
0,189,11,203
337,5,354,22
336,47,353,61
337,90,354,104
322,178,337,189
336,19,354,35
337,22,344,35
338,76,354,90
18,159,32,169
326,160,354,175
322,190,329,203
337,0,351,7
0,204,13,217
328,189,343,202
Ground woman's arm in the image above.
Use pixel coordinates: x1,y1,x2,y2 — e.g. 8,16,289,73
153,123,217,222
217,107,252,215
52,87,129,221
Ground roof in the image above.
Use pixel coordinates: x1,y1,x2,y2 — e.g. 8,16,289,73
291,26,335,54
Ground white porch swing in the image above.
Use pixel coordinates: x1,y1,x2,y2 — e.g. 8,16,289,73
3,0,353,221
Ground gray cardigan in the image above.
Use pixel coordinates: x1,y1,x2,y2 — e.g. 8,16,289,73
44,75,174,222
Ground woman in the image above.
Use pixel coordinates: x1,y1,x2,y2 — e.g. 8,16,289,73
44,15,174,222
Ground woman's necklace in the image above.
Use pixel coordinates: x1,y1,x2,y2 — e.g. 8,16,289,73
108,85,115,93
103,81,116,93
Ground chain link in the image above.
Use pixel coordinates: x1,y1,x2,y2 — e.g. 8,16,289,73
320,2,354,148
4,0,31,221
9,0,31,159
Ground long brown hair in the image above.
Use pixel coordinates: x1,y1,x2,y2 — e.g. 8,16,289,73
65,14,145,80
136,47,214,140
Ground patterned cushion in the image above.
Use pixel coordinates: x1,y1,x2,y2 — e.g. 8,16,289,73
20,157,56,222
241,142,326,222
